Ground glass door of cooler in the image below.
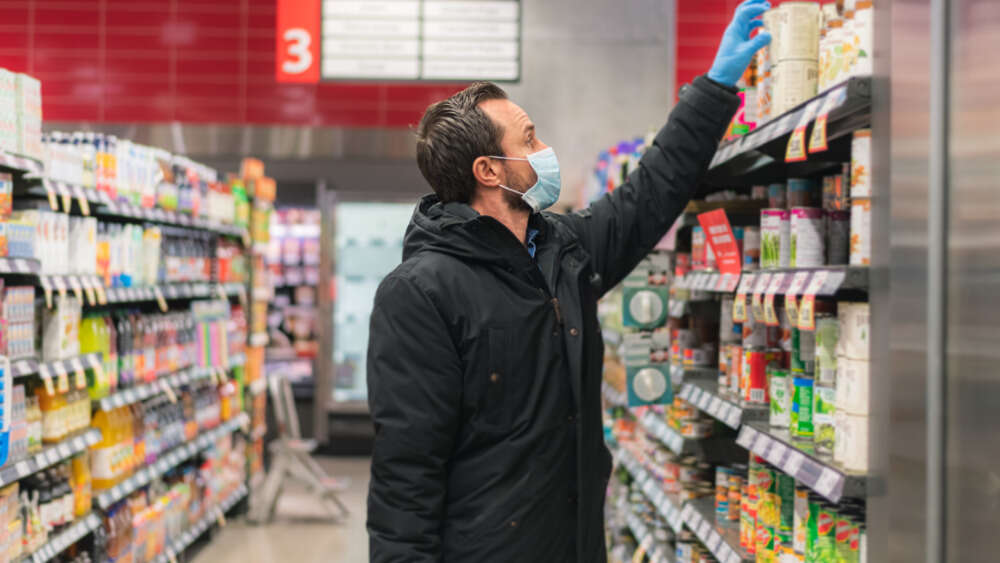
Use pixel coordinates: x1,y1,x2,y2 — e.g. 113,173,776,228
330,201,415,406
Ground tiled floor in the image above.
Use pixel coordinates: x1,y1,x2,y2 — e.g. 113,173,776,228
193,457,371,563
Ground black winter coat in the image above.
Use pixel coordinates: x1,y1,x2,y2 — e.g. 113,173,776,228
367,75,740,563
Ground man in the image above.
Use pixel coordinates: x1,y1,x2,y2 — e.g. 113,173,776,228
367,2,771,561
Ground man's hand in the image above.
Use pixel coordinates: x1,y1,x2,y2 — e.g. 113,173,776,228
707,0,773,87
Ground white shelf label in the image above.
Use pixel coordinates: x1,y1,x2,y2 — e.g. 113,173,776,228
784,451,806,476
815,467,842,498
766,442,787,467
726,405,742,428
696,392,711,411
736,425,756,448
697,520,711,539
708,396,723,417
707,530,722,553
752,432,773,456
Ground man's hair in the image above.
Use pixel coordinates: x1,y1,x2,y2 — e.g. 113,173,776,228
416,82,508,204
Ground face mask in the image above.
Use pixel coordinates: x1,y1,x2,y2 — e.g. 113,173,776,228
490,147,562,213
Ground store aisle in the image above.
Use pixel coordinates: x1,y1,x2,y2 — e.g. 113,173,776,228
193,457,371,563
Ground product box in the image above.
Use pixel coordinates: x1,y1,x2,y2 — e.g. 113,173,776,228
624,333,673,407
0,70,16,154
41,295,81,361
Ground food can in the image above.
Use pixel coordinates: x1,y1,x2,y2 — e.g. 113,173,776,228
826,210,850,265
838,302,870,360
774,60,819,116
743,348,776,404
716,466,734,522
777,473,796,550
777,2,821,61
755,464,778,557
741,477,754,551
822,167,850,211
757,69,774,123
850,130,872,197
814,314,839,385
791,376,815,438
719,344,731,390
768,183,787,209
769,367,791,428
835,512,859,563
835,411,869,471
836,357,869,415
743,226,761,270
814,500,838,562
761,209,791,269
791,327,816,375
692,226,706,269
794,486,809,555
729,344,744,397
763,9,783,67
786,178,818,208
743,311,766,348
813,384,837,455
849,198,871,266
728,464,746,524
790,207,826,268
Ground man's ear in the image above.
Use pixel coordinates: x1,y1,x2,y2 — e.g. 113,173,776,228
472,156,501,188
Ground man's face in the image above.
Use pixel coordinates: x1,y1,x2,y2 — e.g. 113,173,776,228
479,98,548,211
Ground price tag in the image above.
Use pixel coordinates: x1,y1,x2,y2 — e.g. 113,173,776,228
786,99,823,162
46,448,60,466
726,405,742,429
784,451,806,476
814,467,842,498
38,364,55,395
58,443,71,459
797,270,829,330
766,441,788,467
736,425,756,449
707,530,722,553
696,392,711,411
732,273,755,323
727,550,742,563
15,460,30,477
763,273,786,326
41,277,52,309
44,180,58,210
53,276,67,300
752,272,773,321
697,520,711,539
752,432,772,456
52,362,70,393
784,271,812,325
80,276,96,305
708,396,723,417
717,544,735,563
70,358,87,390
154,286,168,312
215,506,227,527
160,380,178,404
809,87,847,153
57,182,72,213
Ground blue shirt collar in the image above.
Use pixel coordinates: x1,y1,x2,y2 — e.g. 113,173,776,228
526,228,540,258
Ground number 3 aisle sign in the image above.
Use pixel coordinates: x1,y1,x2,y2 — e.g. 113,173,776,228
277,0,320,83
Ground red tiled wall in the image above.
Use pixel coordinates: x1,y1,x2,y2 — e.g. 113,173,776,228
676,0,740,94
0,0,463,127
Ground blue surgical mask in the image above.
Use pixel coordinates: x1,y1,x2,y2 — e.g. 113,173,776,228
490,147,562,213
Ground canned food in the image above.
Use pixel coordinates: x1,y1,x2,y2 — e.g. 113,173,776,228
787,179,818,208
850,130,872,198
741,478,754,551
790,207,826,268
814,314,839,385
761,209,791,269
777,2,821,61
728,465,746,524
716,466,734,522
794,485,809,555
719,343,732,391
827,209,850,265
743,226,761,270
729,345,743,397
777,473,796,546
838,302,870,361
755,463,777,557
752,185,769,200
835,357,869,415
768,183,787,209
849,197,871,266
813,500,837,562
769,368,791,428
822,167,850,211
813,384,837,455
742,349,769,404
791,376,815,438
774,59,819,116
835,511,859,563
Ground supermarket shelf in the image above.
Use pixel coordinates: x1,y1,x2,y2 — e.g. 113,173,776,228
675,266,868,296
0,150,43,174
249,332,269,347
616,447,685,533
637,411,692,455
12,353,103,380
602,382,626,408
36,277,244,306
27,512,102,563
96,356,246,412
737,421,867,503
680,497,752,563
679,378,767,431
0,257,40,275
153,484,248,563
624,511,675,563
671,364,718,382
0,428,101,489
95,413,249,510
705,76,872,185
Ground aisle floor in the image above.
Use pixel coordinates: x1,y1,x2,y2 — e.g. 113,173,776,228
193,456,371,563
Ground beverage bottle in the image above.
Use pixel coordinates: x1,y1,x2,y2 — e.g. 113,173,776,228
72,451,92,517
89,408,116,491
106,315,119,392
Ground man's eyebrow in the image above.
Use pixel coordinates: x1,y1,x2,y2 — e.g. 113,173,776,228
524,123,535,136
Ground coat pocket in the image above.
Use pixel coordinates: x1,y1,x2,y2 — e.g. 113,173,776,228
479,327,510,431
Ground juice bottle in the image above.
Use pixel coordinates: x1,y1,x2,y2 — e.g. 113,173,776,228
131,403,146,468
90,408,117,491
106,315,119,392
72,451,92,517
35,387,62,444
79,315,104,399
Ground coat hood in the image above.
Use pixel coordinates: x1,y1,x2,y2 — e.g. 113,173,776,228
403,194,537,265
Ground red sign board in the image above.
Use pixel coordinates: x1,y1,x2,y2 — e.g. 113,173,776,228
697,209,742,275
276,0,321,83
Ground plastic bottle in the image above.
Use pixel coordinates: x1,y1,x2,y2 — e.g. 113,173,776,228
72,452,92,518
90,408,117,491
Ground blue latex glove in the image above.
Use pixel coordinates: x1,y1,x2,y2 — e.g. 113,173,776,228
707,0,773,87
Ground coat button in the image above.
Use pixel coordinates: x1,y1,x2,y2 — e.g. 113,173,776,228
509,520,518,528
490,373,500,383
569,328,579,336
567,414,575,422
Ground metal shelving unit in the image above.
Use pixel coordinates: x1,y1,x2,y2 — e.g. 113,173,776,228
678,377,767,430
680,497,752,563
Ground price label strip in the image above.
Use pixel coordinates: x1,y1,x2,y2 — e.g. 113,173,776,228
763,272,786,326
784,271,812,326
751,273,772,323
41,277,53,309
736,425,757,449
797,270,830,330
44,179,58,210
57,182,73,213
732,273,755,323
70,358,87,390
786,98,824,163
809,86,848,154
53,276,68,300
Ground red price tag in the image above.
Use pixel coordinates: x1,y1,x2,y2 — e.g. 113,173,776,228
697,209,743,275
786,99,824,163
809,87,848,154
276,0,320,83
